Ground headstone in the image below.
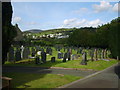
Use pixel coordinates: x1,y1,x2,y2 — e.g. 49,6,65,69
35,46,40,52
74,54,78,60
90,49,94,61
15,48,21,61
23,47,30,59
94,49,98,61
61,52,63,58
31,47,36,57
37,51,41,56
35,56,40,64
41,51,46,63
49,48,52,55
20,45,24,59
63,53,67,62
101,50,105,59
51,57,55,62
46,47,49,54
8,47,14,62
104,49,107,58
80,52,87,65
71,54,75,60
67,52,71,61
58,52,61,59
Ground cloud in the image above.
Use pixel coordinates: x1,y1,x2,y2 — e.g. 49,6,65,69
112,3,120,12
13,16,21,23
63,18,103,28
87,19,102,27
92,1,112,13
73,8,88,14
63,18,77,25
27,22,37,25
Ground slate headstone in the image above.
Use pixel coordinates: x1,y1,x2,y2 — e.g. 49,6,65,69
35,56,40,64
31,47,36,57
51,57,55,63
67,52,71,61
63,53,67,62
80,52,87,65
15,48,21,61
41,51,46,63
8,47,14,62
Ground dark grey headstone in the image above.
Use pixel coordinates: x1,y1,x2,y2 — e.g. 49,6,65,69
63,53,67,62
41,51,46,63
71,54,75,60
8,47,14,62
51,57,55,63
23,47,30,59
80,52,87,65
90,49,94,61
15,48,21,61
58,52,62,59
35,56,40,64
31,48,36,57
67,52,71,61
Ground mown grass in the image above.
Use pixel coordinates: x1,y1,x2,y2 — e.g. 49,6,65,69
4,58,118,71
3,72,82,88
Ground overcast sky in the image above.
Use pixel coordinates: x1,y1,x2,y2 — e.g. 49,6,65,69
11,1,119,31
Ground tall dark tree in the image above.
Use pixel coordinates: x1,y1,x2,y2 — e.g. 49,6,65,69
2,2,17,64
108,17,120,59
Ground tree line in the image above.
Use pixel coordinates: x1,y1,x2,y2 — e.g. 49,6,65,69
67,17,120,59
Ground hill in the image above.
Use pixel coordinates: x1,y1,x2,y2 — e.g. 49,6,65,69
23,29,43,33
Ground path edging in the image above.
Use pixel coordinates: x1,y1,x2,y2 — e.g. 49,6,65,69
58,63,118,88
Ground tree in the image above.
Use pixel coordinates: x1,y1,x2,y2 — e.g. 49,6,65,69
2,2,17,64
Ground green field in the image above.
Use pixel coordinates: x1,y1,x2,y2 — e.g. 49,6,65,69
3,73,82,88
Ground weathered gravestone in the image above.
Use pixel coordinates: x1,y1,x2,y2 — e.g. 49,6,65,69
20,45,24,59
67,52,71,61
104,49,107,58
90,50,94,61
8,47,14,62
46,47,49,54
71,54,75,60
63,53,67,62
31,47,36,57
51,57,55,63
101,49,105,59
74,54,78,60
41,51,46,63
94,49,98,61
35,46,40,52
61,52,63,58
23,47,30,59
15,48,21,61
80,52,87,65
97,49,101,59
35,56,40,64
49,48,52,55
58,52,61,59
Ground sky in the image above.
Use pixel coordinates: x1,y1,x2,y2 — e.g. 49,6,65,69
11,1,119,31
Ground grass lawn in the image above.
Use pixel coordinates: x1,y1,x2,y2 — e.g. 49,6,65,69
3,72,82,88
4,58,118,71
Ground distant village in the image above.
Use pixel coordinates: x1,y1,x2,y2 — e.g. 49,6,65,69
14,24,70,42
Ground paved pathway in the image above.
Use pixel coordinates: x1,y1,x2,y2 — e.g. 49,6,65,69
2,66,97,77
58,63,119,88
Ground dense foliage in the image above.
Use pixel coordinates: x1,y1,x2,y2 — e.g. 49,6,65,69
2,2,17,64
68,17,120,59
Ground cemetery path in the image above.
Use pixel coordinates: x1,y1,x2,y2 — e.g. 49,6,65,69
58,63,119,88
2,66,96,77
